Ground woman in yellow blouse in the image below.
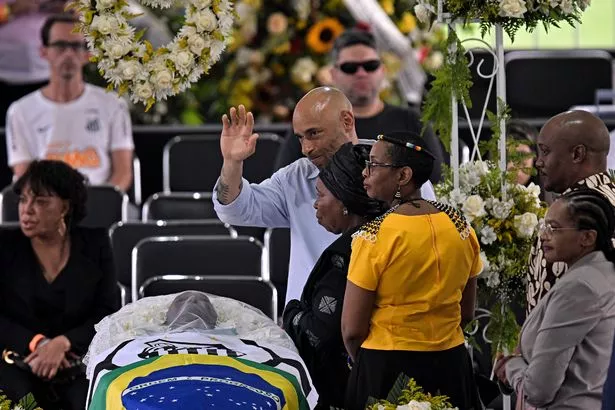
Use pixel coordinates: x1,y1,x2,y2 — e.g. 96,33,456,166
342,132,482,410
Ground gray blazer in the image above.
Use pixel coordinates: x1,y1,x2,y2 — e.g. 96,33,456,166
507,251,615,409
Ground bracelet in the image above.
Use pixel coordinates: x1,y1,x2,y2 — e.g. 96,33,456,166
346,355,353,370
29,334,46,352
0,4,10,24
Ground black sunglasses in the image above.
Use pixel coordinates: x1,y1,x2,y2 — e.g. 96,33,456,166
337,60,381,75
48,41,88,52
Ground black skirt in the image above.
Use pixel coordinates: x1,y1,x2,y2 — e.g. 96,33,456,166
345,344,481,410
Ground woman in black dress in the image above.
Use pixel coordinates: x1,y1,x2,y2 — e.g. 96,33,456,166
283,142,386,409
0,160,120,409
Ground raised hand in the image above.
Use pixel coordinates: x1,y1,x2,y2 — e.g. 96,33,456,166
220,105,259,163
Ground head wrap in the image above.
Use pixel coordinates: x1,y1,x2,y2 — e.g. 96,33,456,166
319,143,386,218
165,291,218,330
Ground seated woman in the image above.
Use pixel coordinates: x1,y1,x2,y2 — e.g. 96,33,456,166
282,142,386,409
495,189,615,409
342,132,481,410
0,160,120,410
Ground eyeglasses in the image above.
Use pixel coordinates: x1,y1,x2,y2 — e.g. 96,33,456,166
538,222,578,237
337,60,381,75
364,160,402,175
48,41,88,52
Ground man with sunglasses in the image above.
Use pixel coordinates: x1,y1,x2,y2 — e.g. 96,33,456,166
213,86,435,310
527,110,615,314
275,29,444,183
5,14,134,192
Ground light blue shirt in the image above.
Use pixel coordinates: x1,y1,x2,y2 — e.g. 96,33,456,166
213,157,436,304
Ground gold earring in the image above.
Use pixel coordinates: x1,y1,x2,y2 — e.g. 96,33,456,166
58,216,67,237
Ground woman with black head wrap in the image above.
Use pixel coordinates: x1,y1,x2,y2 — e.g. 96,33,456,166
282,142,386,410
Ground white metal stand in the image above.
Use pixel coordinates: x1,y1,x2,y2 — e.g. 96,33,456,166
440,13,511,409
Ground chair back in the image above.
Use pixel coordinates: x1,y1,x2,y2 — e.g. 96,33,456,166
142,192,216,221
506,50,614,117
109,220,236,291
131,235,265,302
163,133,282,192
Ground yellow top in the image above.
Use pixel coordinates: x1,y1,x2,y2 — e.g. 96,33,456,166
348,212,482,352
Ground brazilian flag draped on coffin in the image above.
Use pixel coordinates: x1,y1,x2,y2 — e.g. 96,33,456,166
86,331,318,410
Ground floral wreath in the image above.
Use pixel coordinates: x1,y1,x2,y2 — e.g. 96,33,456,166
69,0,234,110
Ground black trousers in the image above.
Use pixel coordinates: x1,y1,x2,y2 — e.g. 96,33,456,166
0,80,48,126
345,344,481,410
0,362,88,410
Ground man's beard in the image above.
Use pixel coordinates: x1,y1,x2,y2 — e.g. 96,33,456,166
348,89,378,107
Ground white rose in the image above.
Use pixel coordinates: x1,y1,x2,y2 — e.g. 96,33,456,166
135,82,153,100
491,199,514,220
414,3,431,24
479,251,491,274
525,182,541,199
91,15,118,35
96,0,116,10
480,225,497,245
462,195,487,222
514,212,539,238
173,50,193,71
193,9,217,32
116,60,140,81
187,35,207,56
153,69,173,90
104,40,130,59
449,188,467,206
559,0,574,14
499,0,527,18
486,271,501,287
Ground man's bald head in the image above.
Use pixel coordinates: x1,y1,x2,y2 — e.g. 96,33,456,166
294,86,354,119
536,110,610,193
292,87,358,169
543,110,610,153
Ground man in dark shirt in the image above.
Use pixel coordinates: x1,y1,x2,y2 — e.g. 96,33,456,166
275,29,444,183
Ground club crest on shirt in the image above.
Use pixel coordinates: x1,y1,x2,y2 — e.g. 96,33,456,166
86,118,100,132
137,339,246,359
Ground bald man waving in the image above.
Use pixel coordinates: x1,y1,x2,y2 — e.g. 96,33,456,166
527,110,615,313
212,87,436,306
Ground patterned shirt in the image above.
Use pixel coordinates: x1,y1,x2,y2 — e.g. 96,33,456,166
526,173,615,314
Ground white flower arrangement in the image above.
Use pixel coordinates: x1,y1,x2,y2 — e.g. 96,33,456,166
413,0,590,36
367,375,458,410
69,0,234,110
436,160,547,352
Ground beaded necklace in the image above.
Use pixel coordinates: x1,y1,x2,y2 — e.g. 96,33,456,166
352,199,471,243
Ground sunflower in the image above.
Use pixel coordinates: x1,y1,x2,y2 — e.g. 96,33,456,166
306,18,344,54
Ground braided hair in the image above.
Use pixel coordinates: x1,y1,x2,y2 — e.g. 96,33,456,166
377,131,435,187
559,189,615,264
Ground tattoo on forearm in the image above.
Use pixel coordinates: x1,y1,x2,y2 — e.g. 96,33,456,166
217,177,242,205
217,178,231,204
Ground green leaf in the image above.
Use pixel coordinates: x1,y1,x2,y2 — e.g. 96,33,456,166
17,393,38,410
385,373,410,403
134,28,147,42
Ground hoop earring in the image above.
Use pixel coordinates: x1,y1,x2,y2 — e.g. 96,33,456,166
58,216,67,237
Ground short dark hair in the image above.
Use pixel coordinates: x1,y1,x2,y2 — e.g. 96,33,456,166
13,160,88,228
330,29,377,63
380,131,435,187
41,14,78,47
